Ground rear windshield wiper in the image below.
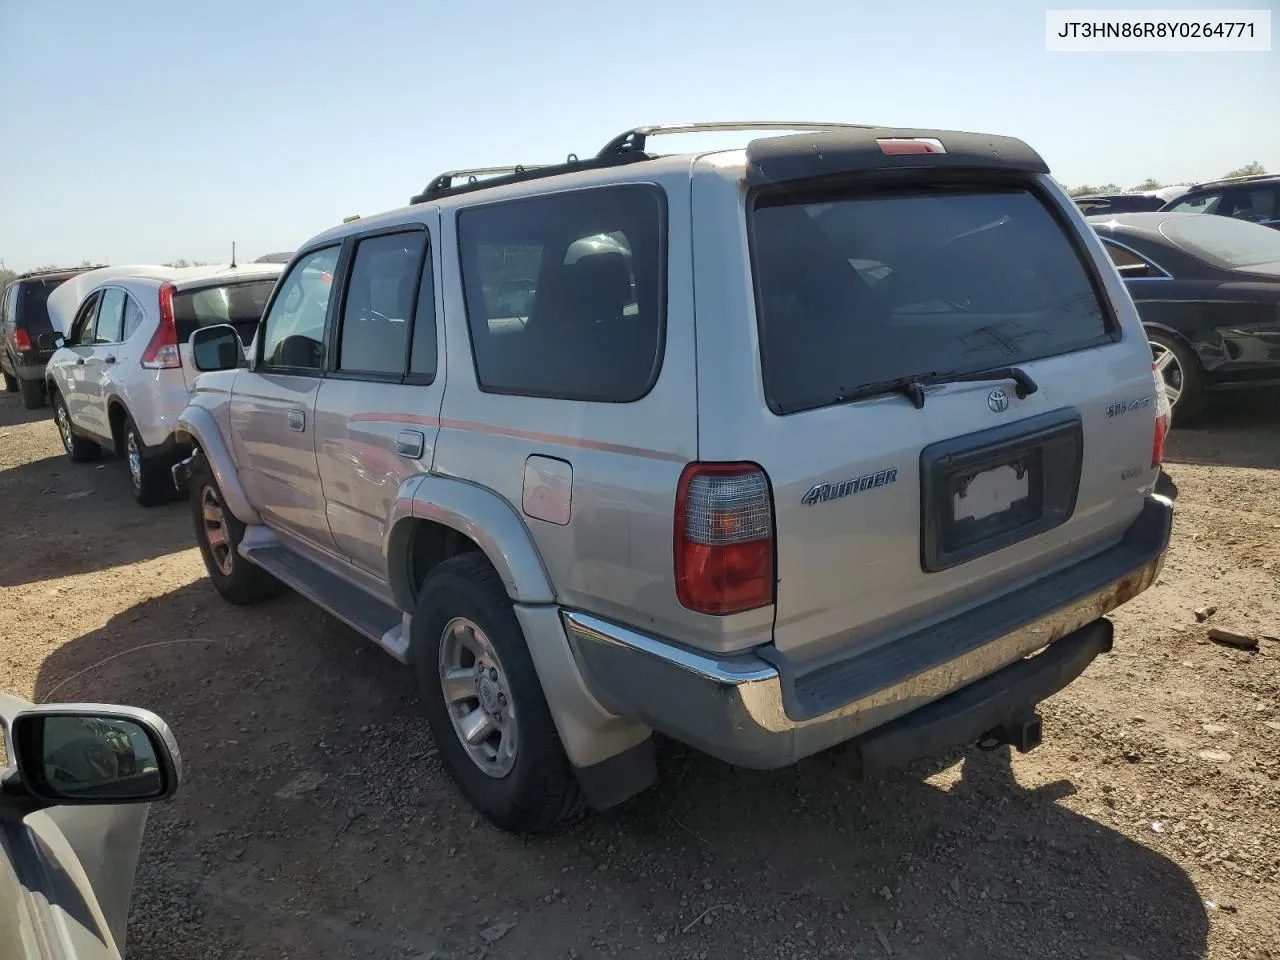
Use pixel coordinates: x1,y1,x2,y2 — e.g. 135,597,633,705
832,366,1039,411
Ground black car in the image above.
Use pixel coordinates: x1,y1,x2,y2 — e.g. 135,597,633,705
1160,174,1280,230
0,267,93,409
1073,193,1166,217
1090,212,1280,420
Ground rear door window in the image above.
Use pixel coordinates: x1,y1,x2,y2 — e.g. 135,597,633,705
174,279,276,344
94,289,126,343
457,185,665,402
751,186,1112,414
336,230,426,377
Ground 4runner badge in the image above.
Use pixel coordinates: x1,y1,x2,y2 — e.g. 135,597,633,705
802,468,899,505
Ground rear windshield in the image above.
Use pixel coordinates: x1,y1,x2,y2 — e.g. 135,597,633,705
751,186,1112,414
1159,214,1280,270
17,277,70,334
174,279,276,342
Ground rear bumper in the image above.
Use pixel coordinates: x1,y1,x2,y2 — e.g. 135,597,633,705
565,494,1172,770
14,360,48,382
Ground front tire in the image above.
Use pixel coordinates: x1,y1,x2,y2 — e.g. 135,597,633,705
1149,330,1205,423
190,454,283,605
412,552,582,834
18,377,44,409
52,392,101,463
123,414,174,507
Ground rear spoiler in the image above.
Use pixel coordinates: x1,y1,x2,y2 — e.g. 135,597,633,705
745,128,1049,188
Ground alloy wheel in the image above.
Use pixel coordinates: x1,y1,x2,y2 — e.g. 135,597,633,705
126,429,143,490
55,401,74,453
438,617,518,778
1151,342,1183,409
200,485,234,576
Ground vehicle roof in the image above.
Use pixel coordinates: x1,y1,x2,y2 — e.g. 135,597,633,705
1086,211,1204,234
44,263,283,334
1184,173,1278,191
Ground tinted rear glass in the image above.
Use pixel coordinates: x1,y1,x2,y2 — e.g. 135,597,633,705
17,277,70,334
174,279,276,342
1159,214,1280,269
751,187,1112,414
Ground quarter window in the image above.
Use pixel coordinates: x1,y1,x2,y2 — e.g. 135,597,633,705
122,294,146,340
338,231,426,376
1101,240,1162,278
259,247,340,371
457,185,665,402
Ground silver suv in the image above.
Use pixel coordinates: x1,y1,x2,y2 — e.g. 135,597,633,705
174,122,1173,833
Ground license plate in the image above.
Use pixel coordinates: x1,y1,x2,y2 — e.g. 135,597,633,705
954,462,1030,522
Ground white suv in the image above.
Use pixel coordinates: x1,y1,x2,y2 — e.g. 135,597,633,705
44,264,282,505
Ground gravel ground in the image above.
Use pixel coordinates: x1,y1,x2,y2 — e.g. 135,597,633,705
2,389,1278,960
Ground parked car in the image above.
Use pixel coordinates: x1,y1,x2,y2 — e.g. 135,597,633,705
0,267,99,409
42,264,282,505
1160,173,1280,230
173,122,1172,833
1090,211,1280,419
0,690,182,959
1073,193,1166,216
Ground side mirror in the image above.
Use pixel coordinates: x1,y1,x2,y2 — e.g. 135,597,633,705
6,705,181,807
37,332,66,352
189,324,244,372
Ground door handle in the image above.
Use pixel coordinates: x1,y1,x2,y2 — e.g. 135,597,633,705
396,430,425,460
287,409,305,432
76,358,85,366
103,355,116,364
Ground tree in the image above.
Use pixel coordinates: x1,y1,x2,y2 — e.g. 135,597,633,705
1221,161,1265,179
0,267,15,287
1129,178,1162,191
1068,183,1121,198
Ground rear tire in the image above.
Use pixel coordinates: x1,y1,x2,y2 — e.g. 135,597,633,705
18,378,44,409
2,371,17,393
190,453,284,605
52,391,101,463
412,552,583,834
123,414,173,507
1148,330,1205,424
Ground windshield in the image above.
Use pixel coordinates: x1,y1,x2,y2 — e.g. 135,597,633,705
173,278,277,342
1159,214,1280,270
750,186,1112,414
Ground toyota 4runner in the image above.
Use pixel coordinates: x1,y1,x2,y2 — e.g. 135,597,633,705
173,122,1174,833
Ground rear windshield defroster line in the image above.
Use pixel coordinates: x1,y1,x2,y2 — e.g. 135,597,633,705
749,184,1115,415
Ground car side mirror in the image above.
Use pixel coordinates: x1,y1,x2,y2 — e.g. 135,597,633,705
5,705,181,807
189,324,244,372
37,332,66,351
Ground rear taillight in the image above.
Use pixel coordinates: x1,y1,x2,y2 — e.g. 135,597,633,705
675,463,775,615
141,283,182,369
13,328,32,353
1151,361,1169,468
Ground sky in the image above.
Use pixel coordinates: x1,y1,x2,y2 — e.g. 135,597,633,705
1,0,1277,271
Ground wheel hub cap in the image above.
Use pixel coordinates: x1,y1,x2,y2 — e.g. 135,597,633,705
56,405,73,450
127,433,142,487
438,617,517,778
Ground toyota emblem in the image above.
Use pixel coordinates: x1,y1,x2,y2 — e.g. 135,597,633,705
987,387,1010,412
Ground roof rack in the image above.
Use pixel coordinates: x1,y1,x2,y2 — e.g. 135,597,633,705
1195,172,1274,187
595,121,874,158
410,122,874,205
13,264,105,280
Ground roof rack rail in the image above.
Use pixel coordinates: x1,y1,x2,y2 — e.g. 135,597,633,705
596,121,874,158
409,123,873,205
1195,172,1274,187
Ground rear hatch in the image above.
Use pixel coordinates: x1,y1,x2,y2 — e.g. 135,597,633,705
173,277,277,389
737,133,1160,660
14,277,71,362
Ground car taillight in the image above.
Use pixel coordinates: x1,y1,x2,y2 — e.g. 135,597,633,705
13,328,32,353
675,463,775,615
1151,361,1169,468
141,283,182,369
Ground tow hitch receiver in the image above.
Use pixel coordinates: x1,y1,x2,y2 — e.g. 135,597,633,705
979,712,1044,754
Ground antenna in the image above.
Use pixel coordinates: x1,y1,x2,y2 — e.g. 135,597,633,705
231,242,237,268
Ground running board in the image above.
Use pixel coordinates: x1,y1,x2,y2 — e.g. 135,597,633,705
240,542,411,663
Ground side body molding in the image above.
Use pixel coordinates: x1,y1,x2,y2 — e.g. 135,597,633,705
175,405,262,525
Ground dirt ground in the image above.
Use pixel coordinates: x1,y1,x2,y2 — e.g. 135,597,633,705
2,391,1279,960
